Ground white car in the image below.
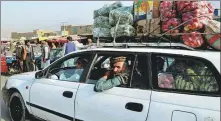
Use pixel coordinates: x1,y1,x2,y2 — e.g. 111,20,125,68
2,44,220,121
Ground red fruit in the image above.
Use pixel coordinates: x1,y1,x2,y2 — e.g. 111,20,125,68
174,30,179,33
192,22,199,29
198,23,203,29
193,18,198,22
186,6,191,11
191,32,196,36
183,17,188,21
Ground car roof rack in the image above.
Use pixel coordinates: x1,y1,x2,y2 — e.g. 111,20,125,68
91,41,196,50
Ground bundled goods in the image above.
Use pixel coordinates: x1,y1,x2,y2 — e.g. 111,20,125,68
162,18,181,37
93,2,122,18
173,67,218,92
199,68,219,92
93,16,111,28
92,28,111,38
110,25,135,38
181,31,204,48
175,1,215,48
159,1,181,38
109,6,133,26
202,20,221,50
159,1,177,22
109,6,135,38
93,2,122,38
136,18,161,37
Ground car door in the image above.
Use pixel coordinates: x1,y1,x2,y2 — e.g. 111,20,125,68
75,52,152,121
147,53,220,121
29,52,94,121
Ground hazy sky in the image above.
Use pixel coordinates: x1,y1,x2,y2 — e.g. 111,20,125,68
1,1,220,39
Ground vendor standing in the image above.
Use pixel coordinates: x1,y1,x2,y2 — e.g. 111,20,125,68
41,39,50,69
24,40,35,72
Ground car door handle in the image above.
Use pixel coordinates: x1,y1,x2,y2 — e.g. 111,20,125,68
125,102,143,112
63,91,73,98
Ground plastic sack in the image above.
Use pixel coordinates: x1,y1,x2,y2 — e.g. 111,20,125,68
182,31,204,48
93,16,111,28
109,6,133,26
202,20,221,50
92,28,111,38
110,25,135,37
93,2,122,18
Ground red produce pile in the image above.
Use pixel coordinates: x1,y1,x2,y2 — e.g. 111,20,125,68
177,1,214,48
182,12,204,31
177,1,214,32
182,32,204,48
162,18,181,36
160,1,176,21
160,1,181,36
177,1,209,13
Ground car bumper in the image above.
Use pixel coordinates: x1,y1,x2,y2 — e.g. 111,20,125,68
2,86,10,106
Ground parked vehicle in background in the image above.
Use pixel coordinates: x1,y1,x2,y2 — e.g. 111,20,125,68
6,55,18,73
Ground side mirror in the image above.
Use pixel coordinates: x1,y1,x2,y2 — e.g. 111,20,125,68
49,75,59,80
35,71,44,79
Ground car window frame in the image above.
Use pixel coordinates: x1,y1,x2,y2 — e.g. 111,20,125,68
151,52,221,97
84,50,137,87
42,51,95,83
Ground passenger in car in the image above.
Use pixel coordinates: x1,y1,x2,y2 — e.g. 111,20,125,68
94,56,130,92
60,57,89,82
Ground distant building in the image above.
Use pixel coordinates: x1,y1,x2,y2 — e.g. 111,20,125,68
11,32,35,39
11,29,58,39
61,25,93,35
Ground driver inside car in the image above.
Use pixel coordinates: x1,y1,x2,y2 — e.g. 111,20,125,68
59,57,89,82
94,56,130,92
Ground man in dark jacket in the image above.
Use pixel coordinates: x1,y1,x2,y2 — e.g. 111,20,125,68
64,36,76,55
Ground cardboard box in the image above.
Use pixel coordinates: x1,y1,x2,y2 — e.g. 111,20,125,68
136,18,161,37
134,0,160,22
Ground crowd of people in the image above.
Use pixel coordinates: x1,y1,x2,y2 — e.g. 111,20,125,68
8,36,93,73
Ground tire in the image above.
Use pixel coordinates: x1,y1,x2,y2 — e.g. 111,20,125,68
8,92,28,121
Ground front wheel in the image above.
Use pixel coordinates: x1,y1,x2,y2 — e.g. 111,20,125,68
9,92,27,121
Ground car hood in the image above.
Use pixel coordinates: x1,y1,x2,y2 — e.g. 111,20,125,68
9,71,37,81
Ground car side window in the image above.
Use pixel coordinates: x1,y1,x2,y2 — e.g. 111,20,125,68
130,54,149,89
154,55,219,93
86,54,135,88
46,54,92,82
